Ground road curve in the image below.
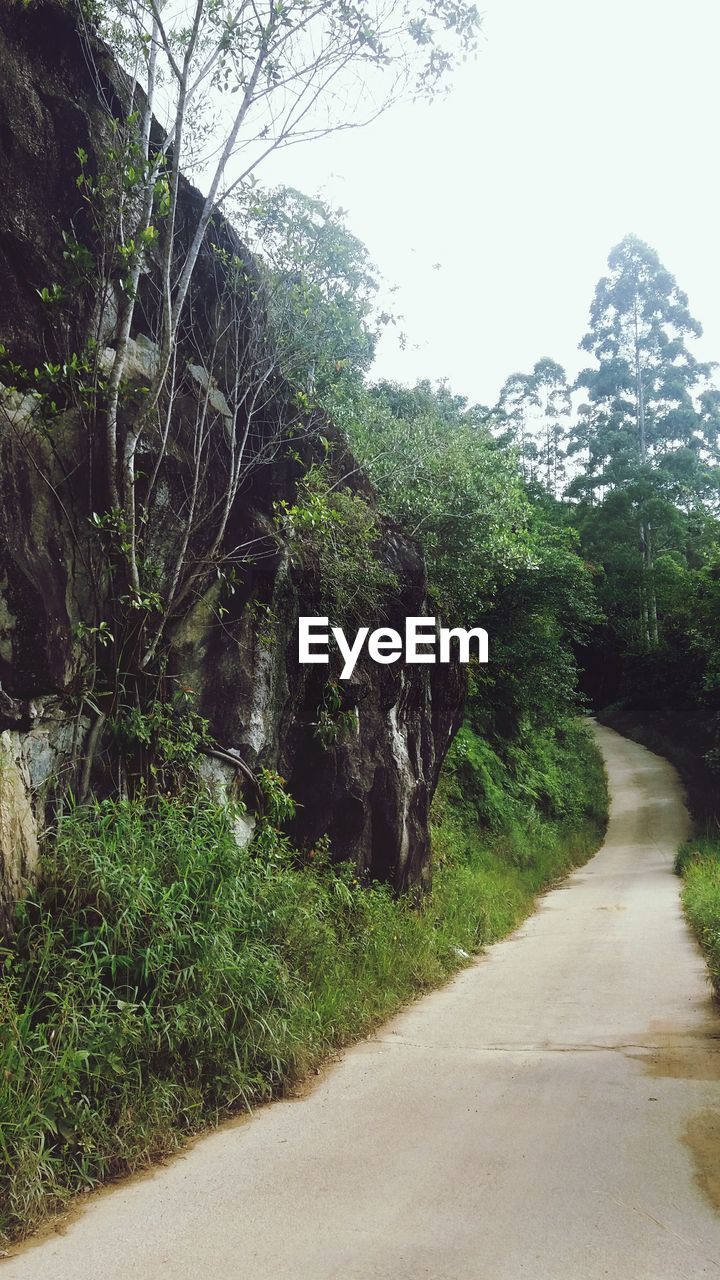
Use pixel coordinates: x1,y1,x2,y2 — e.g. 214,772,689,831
7,724,720,1279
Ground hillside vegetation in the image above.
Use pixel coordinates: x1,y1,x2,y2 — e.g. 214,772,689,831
0,721,605,1245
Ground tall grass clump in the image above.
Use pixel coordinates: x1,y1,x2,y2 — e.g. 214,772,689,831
676,833,720,992
0,719,607,1246
430,718,608,945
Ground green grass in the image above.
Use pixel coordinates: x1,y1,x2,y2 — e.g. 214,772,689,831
676,832,720,992
0,719,607,1246
431,719,608,943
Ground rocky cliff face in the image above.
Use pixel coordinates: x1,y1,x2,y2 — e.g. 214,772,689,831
0,0,464,930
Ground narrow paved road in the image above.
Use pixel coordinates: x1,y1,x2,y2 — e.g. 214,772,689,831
7,725,720,1279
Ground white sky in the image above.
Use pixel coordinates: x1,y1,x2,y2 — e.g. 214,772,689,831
258,0,720,408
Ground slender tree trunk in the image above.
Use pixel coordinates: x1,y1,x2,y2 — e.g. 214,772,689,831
634,293,657,646
640,578,650,649
634,296,646,460
647,521,659,646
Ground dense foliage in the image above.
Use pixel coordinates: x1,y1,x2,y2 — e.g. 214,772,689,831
349,381,599,743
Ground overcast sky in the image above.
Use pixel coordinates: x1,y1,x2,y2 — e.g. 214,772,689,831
260,0,720,408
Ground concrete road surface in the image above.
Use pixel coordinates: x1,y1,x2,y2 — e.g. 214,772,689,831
6,724,720,1279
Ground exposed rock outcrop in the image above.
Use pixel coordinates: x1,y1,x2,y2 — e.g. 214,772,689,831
0,703,85,936
0,0,465,927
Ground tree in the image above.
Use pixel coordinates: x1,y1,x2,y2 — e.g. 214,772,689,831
237,184,383,428
496,358,570,494
354,379,529,625
532,358,571,498
571,234,713,647
495,368,538,483
348,380,597,741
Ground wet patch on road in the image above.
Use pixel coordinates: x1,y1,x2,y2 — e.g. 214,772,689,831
684,1110,720,1211
636,1047,720,1081
627,1017,720,1080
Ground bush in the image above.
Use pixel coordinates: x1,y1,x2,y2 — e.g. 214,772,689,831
276,462,397,627
677,832,720,990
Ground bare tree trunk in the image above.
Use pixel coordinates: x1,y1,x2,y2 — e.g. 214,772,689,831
639,577,649,649
647,521,659,646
